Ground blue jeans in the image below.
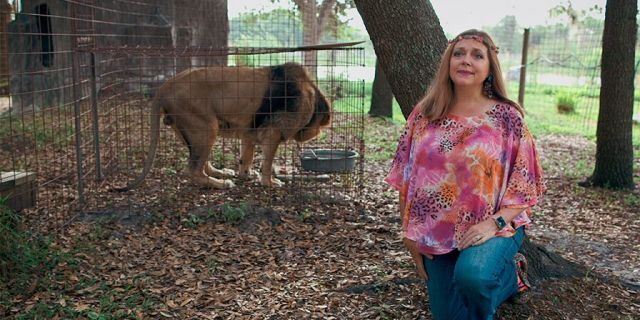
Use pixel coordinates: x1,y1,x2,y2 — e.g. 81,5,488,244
422,227,525,320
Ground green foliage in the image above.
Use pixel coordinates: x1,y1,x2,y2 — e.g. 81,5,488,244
296,209,313,222
381,81,639,150
229,4,374,66
623,193,640,207
208,202,250,225
0,198,57,299
230,9,301,47
0,79,8,95
181,213,202,229
0,108,75,149
556,90,578,114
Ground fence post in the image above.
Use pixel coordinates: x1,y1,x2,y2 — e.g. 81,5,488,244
518,28,530,108
69,3,84,207
89,52,102,181
70,51,85,206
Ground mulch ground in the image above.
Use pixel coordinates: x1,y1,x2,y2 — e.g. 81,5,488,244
2,117,639,319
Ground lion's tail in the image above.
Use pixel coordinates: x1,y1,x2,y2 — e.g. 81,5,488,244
113,96,164,192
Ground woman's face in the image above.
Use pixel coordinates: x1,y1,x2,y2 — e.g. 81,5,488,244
449,38,491,91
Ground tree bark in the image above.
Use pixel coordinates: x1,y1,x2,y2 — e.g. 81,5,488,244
193,0,229,66
172,0,228,69
354,0,446,119
354,0,596,288
519,237,586,285
369,59,393,118
294,0,336,79
590,0,637,190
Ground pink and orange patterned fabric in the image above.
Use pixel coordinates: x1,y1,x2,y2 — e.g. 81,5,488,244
385,103,546,255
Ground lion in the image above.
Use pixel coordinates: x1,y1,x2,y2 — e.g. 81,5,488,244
116,62,331,191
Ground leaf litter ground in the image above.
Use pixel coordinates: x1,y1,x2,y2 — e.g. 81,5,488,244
3,117,639,319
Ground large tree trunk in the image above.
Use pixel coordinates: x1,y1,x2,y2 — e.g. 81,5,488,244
354,0,590,288
172,0,228,71
590,0,637,190
354,0,446,119
193,0,229,67
369,59,393,118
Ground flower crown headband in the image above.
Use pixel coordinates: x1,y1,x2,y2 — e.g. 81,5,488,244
448,35,499,54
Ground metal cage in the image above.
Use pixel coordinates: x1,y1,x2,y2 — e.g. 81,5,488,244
0,0,365,230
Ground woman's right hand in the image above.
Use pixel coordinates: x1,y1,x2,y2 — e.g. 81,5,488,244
402,237,433,280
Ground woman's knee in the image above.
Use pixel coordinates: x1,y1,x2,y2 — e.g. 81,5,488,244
453,260,496,295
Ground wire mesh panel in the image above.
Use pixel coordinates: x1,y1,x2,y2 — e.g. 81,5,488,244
483,20,639,147
0,0,365,229
523,24,603,135
491,23,605,137
1,0,83,231
84,46,364,213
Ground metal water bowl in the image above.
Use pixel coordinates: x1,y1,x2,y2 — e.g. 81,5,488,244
300,149,358,173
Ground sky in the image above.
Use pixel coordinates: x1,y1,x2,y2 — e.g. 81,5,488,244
429,0,605,35
228,0,607,35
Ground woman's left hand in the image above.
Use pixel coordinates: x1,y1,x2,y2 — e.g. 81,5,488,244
459,219,499,249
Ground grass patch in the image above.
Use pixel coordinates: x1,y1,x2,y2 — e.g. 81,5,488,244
367,81,639,150
1,199,162,318
0,79,8,95
556,90,578,114
0,198,58,298
0,106,76,153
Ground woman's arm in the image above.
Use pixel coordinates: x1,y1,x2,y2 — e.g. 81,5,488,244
493,206,527,224
458,207,527,249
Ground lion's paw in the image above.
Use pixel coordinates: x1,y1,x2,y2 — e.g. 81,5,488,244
239,169,259,180
220,168,236,177
223,180,236,188
269,178,284,187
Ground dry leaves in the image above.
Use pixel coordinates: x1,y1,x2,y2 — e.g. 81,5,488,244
3,119,639,319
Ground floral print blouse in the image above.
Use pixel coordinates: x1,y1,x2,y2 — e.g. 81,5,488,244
385,103,546,255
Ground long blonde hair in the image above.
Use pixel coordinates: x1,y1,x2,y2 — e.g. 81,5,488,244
417,29,523,120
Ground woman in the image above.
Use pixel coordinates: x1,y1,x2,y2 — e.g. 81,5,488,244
385,29,546,319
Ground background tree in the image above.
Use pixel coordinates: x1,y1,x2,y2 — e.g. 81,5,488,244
369,59,393,118
354,0,589,288
588,0,637,190
275,0,355,77
485,15,519,54
0,0,10,95
171,0,229,69
354,0,446,119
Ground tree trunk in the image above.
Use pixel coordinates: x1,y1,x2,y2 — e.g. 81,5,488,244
354,0,446,119
354,0,593,288
519,237,586,285
193,0,229,67
300,0,318,78
295,0,336,79
590,0,637,190
172,0,228,70
369,59,393,118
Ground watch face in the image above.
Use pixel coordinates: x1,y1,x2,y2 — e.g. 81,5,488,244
495,216,507,229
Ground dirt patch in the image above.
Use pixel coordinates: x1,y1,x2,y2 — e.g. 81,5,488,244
76,206,154,229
